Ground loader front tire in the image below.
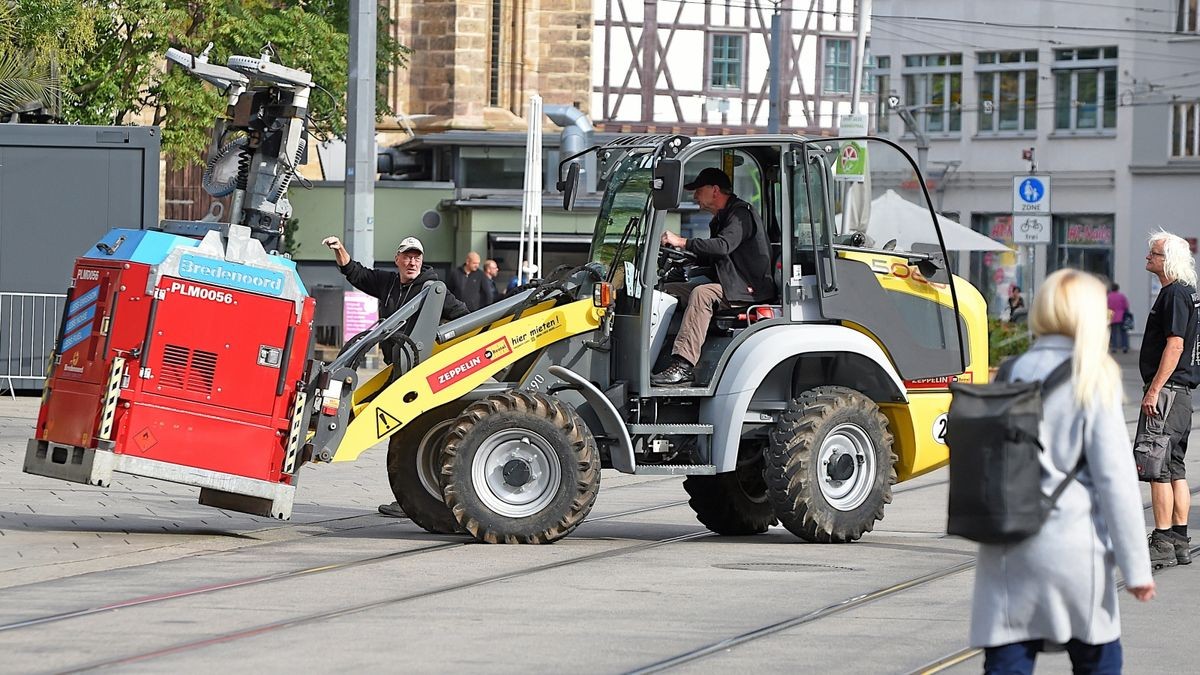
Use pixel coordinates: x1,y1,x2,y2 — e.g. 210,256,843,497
441,392,599,544
765,386,895,543
387,406,463,534
683,439,777,535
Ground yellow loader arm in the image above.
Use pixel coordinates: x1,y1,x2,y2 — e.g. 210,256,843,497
331,299,605,462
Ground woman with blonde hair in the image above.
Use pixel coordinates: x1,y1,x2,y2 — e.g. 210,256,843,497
970,268,1154,674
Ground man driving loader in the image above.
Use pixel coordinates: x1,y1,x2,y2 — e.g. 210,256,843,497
652,167,776,386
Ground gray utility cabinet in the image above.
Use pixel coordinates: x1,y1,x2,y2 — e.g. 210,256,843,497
0,124,160,390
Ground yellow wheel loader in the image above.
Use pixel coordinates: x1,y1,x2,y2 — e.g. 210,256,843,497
296,134,988,545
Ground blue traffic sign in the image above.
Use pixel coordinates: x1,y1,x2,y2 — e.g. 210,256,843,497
1017,178,1044,204
1012,175,1051,213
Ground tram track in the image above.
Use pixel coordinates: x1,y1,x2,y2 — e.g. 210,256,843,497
907,485,1200,675
620,486,1200,673
56,529,715,673
0,498,690,635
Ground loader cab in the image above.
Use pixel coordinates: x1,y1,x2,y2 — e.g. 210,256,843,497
576,135,966,397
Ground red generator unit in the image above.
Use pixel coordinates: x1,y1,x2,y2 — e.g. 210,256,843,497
25,225,315,518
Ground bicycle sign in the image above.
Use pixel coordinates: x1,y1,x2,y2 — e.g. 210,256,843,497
1013,215,1051,244
1012,175,1050,213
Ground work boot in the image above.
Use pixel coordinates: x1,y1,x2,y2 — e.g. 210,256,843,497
651,358,694,386
378,501,405,518
1149,530,1179,570
1173,532,1192,565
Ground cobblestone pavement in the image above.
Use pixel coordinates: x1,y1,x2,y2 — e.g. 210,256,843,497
0,350,1195,673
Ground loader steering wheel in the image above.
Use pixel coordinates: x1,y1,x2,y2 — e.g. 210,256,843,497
659,245,697,265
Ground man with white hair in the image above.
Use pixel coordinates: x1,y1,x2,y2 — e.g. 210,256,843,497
1140,230,1200,569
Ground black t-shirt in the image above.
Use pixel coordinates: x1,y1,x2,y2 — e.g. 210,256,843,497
1139,281,1200,387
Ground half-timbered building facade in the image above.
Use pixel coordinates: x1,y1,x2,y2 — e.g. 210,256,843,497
592,0,871,134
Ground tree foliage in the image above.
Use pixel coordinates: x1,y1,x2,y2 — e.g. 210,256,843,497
2,0,407,160
0,1,98,117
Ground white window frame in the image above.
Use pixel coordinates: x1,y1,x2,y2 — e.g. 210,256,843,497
1172,100,1200,158
1179,0,1199,33
709,33,745,91
902,53,963,135
871,55,891,133
976,50,1038,135
823,38,852,94
1052,47,1118,133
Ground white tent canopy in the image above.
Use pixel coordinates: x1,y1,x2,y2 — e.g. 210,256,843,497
840,189,1011,252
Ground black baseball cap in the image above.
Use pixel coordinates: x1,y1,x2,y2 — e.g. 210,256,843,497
683,167,732,191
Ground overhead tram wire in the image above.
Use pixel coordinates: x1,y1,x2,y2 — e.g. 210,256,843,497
670,0,1192,38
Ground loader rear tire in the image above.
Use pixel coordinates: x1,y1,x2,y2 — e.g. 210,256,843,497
764,386,895,543
387,405,464,534
441,392,599,544
683,439,777,535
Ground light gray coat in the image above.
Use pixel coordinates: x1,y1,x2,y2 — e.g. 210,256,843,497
969,335,1153,648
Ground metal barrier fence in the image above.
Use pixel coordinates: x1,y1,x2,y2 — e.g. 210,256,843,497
1,292,66,398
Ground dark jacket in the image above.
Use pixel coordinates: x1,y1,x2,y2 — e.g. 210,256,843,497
685,196,776,303
447,266,485,312
338,261,469,324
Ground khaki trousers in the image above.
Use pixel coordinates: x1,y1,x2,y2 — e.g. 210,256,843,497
664,282,728,366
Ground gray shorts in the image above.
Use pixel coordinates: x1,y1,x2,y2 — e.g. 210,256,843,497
1142,386,1193,483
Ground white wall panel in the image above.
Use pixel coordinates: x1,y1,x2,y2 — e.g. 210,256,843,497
653,95,677,123
665,30,706,90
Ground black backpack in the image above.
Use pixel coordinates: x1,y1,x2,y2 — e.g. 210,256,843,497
945,358,1082,544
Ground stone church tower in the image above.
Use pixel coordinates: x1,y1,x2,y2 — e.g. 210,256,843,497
386,0,592,132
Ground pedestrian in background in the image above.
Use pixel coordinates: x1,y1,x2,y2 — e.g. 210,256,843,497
970,269,1154,674
447,251,484,312
481,259,500,306
1003,284,1026,323
1139,230,1199,569
1108,282,1130,353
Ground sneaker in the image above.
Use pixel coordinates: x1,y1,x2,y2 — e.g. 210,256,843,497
651,358,694,386
1149,530,1179,570
378,501,405,518
1173,532,1192,565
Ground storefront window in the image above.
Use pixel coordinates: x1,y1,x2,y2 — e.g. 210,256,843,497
969,214,1024,317
1051,214,1114,280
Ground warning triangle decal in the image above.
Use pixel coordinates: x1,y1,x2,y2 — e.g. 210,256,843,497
376,408,402,439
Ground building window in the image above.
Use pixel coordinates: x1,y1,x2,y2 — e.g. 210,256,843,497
1053,47,1118,132
488,0,502,107
872,56,891,133
824,39,852,94
1172,101,1200,157
902,53,963,134
969,214,1021,318
977,50,1038,133
1180,0,1199,32
710,34,744,90
1051,214,1114,279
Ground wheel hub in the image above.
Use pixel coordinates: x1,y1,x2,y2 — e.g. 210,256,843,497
502,458,533,487
471,429,562,518
816,422,876,512
826,452,856,481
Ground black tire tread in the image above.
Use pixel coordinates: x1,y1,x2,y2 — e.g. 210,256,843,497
386,407,464,534
441,392,600,544
682,442,777,535
764,386,896,543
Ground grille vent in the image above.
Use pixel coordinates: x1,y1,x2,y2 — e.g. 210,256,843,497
159,344,217,395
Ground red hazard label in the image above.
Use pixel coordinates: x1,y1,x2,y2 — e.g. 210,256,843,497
427,338,512,393
133,428,157,452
